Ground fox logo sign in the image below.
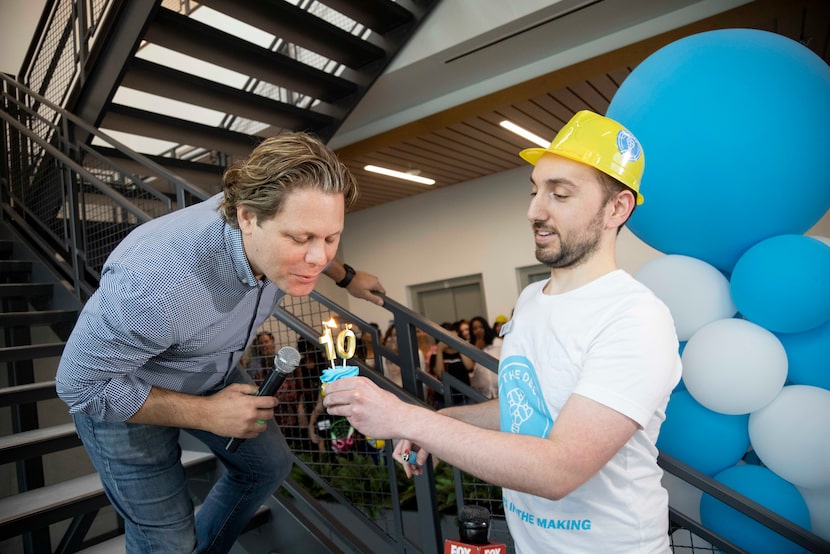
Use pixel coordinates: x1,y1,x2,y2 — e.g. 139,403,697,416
443,539,507,554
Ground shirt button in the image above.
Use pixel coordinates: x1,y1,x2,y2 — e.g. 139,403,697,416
241,278,248,284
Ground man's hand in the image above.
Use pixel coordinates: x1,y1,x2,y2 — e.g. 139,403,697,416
323,376,429,475
346,270,385,306
324,261,386,306
322,377,410,440
393,439,428,477
129,384,279,438
210,384,280,438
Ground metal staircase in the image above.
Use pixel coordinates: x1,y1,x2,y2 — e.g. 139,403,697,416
21,0,439,200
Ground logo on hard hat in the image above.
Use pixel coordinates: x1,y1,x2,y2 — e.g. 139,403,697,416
616,130,642,162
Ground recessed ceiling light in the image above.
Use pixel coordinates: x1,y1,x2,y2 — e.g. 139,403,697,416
364,165,435,185
499,120,550,148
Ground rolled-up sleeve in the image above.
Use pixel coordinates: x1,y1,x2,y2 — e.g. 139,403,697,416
56,263,172,421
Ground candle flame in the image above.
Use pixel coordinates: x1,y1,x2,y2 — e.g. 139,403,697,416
324,318,337,329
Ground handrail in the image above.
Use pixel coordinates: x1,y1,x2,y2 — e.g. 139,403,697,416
0,108,153,224
1,72,213,298
659,452,830,553
1,73,209,203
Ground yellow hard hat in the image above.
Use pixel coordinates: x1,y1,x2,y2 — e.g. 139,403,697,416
519,110,645,205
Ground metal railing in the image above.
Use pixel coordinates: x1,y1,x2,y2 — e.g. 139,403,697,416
1,72,209,301
261,291,508,553
20,0,112,115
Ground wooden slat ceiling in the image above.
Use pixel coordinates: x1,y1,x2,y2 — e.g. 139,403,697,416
336,0,830,213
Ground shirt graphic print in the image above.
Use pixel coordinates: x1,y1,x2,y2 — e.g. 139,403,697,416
498,355,552,438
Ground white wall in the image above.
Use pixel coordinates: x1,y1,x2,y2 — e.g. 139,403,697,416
329,166,830,332
0,0,47,75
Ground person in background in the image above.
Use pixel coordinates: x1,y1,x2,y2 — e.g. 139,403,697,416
468,315,495,350
466,316,499,400
272,354,309,451
455,319,471,342
416,328,436,374
379,324,427,388
357,322,381,370
56,132,386,553
492,314,508,339
298,336,329,458
431,321,473,407
248,331,276,386
322,111,681,553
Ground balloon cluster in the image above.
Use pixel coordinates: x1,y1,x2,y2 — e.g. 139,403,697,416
608,29,830,553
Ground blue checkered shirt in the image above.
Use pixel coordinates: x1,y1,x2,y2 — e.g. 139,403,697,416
56,194,285,421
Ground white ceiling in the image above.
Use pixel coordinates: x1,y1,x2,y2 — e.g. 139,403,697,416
329,0,751,149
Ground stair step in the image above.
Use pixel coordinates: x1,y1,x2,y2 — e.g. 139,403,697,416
0,422,81,465
75,505,271,553
0,260,32,273
0,380,58,408
0,241,12,259
0,309,77,326
0,342,65,363
0,283,52,299
0,450,217,541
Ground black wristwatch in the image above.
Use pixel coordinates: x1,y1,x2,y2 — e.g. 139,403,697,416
336,263,356,288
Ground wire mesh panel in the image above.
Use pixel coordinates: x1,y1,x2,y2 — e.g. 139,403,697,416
247,293,501,550
2,74,210,294
254,295,403,537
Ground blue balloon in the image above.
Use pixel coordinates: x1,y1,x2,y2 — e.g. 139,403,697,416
776,319,830,390
700,465,811,554
730,235,830,333
607,29,830,272
657,390,749,476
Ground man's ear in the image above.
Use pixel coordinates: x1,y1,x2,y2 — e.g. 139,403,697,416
607,190,635,228
237,205,257,234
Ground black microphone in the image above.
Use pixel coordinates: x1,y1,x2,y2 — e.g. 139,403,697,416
225,345,301,453
459,505,490,545
443,505,506,553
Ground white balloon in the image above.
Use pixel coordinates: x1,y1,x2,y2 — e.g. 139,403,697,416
634,254,737,341
682,318,787,415
798,485,830,542
749,385,830,490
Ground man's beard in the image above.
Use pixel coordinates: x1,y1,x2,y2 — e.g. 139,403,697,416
534,207,605,269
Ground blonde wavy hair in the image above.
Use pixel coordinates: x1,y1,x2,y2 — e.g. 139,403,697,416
219,132,357,227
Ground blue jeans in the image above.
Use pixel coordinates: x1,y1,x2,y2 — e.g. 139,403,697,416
73,373,292,553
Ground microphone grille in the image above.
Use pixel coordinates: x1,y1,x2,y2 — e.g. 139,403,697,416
274,346,301,374
459,504,490,526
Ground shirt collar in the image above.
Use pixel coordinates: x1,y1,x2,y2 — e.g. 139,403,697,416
224,224,258,287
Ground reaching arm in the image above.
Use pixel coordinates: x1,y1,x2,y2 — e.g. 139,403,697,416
129,384,279,439
324,260,386,306
323,377,638,500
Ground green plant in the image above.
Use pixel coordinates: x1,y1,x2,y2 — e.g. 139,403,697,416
291,449,503,521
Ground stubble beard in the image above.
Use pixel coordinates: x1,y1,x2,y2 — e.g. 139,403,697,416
534,207,605,269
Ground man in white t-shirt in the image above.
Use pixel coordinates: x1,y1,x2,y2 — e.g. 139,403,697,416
322,110,682,552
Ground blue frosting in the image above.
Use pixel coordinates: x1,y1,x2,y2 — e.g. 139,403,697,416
320,365,359,384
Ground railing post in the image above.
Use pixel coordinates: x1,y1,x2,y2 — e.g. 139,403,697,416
393,316,444,554
75,0,89,87
62,116,84,301
1,78,24,208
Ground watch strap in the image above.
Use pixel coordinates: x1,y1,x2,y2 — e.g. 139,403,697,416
336,263,356,288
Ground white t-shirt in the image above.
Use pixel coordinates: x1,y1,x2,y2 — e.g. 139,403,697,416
498,270,681,553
